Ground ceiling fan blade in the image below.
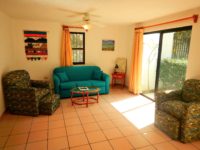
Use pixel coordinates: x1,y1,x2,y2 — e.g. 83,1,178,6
90,21,105,27
86,8,96,13
66,14,84,18
90,14,101,18
57,8,83,15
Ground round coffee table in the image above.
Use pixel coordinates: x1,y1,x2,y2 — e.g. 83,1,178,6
70,86,100,107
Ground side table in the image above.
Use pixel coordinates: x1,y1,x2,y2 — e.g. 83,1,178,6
112,72,125,87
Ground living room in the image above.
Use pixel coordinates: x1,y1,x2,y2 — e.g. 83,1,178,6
1,0,200,149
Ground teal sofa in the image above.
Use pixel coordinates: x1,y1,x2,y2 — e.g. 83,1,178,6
53,66,110,98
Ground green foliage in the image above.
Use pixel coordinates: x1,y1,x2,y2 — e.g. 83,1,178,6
159,58,187,90
172,30,191,59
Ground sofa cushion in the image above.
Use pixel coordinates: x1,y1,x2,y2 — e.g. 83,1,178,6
54,66,101,81
91,80,105,87
56,72,69,82
76,81,92,87
158,100,188,119
92,70,102,80
60,82,76,90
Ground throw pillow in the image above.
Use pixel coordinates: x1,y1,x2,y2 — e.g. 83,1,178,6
56,72,69,82
93,70,102,80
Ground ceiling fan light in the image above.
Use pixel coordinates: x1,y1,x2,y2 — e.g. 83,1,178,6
82,24,90,31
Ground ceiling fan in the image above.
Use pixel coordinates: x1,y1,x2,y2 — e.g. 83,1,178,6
75,12,104,31
57,8,104,31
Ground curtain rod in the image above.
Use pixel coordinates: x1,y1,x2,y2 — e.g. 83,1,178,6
135,14,198,30
63,25,83,29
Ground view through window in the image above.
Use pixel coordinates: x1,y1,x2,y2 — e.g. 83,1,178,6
70,32,85,64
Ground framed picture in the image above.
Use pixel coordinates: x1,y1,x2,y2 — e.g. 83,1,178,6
24,30,48,61
102,40,115,51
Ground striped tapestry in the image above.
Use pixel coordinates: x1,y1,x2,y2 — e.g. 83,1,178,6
24,31,48,61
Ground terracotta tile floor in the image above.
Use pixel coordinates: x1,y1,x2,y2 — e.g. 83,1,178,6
0,87,200,150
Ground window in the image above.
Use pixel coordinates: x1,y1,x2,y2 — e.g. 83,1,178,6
70,32,85,64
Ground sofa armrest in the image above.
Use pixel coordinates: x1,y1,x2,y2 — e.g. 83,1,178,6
102,73,110,93
53,74,60,94
155,90,182,106
102,73,108,80
31,80,50,89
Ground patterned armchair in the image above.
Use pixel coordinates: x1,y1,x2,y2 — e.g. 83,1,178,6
2,70,60,116
155,79,200,143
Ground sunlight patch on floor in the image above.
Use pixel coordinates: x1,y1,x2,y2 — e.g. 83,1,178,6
111,95,155,129
123,103,155,129
111,95,152,113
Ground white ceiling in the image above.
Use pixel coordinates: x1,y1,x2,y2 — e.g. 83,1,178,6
0,0,200,25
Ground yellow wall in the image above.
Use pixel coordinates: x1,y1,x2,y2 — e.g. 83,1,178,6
11,19,61,80
0,17,132,116
0,11,13,116
11,19,132,81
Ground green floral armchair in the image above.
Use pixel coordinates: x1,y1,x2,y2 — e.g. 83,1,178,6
3,70,60,116
155,79,200,143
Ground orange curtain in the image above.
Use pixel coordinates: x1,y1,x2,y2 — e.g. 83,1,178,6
61,27,73,66
129,29,144,94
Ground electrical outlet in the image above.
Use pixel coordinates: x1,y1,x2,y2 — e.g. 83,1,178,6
44,76,48,80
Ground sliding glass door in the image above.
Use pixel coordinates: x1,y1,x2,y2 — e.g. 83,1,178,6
141,33,160,99
141,26,192,100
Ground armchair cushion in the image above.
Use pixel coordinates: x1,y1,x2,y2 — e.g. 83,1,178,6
158,100,188,119
35,88,49,100
56,72,69,82
31,80,50,89
39,94,60,115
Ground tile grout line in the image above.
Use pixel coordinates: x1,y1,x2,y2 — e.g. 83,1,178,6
73,102,93,150
2,115,19,149
88,95,118,150
46,114,50,150
68,96,114,149
61,101,71,150
101,94,137,149
107,97,138,149
2,88,200,150
89,97,115,150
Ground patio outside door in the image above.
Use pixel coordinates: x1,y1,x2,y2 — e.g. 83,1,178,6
141,26,192,100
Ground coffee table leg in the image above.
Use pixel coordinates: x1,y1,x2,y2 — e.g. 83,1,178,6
71,92,74,106
86,92,89,107
82,92,85,102
97,92,99,103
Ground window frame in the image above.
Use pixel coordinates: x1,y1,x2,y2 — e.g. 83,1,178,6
144,26,192,92
70,32,85,65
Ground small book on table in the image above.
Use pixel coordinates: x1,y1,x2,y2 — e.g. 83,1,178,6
78,87,89,91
